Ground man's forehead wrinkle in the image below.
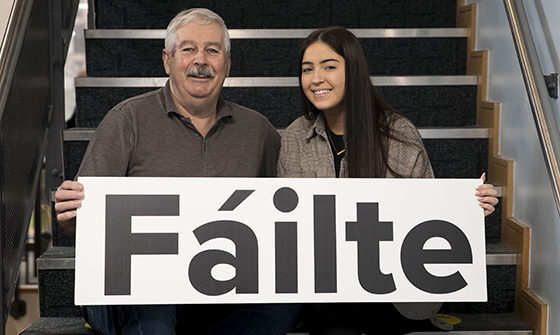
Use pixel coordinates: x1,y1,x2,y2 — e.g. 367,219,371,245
176,40,193,48
176,39,224,49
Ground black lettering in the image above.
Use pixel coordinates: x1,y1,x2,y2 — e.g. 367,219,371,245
401,219,473,294
273,187,299,213
346,202,395,294
189,220,258,295
314,195,337,293
105,195,179,296
273,187,299,293
275,221,298,293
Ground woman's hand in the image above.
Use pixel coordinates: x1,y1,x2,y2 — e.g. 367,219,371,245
477,174,499,216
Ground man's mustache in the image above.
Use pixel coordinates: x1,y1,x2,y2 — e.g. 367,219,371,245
186,66,215,78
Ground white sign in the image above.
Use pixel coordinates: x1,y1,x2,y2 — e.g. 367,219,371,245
75,177,486,305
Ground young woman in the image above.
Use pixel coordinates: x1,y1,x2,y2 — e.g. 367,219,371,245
278,27,499,334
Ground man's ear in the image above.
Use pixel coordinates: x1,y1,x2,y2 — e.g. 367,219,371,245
162,48,171,75
226,53,231,77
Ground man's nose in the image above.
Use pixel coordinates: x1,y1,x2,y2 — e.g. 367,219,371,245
193,50,207,65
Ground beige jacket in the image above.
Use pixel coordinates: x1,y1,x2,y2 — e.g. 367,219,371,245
278,113,433,179
277,113,446,324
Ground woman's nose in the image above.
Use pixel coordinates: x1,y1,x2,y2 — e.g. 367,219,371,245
311,70,324,84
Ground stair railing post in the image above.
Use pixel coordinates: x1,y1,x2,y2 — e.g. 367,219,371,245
1,183,4,335
45,0,66,211
1,0,35,332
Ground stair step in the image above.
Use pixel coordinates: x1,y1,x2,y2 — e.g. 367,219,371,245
85,36,466,77
413,312,531,333
75,75,478,87
20,313,532,334
74,80,477,129
93,0,457,29
60,129,489,181
61,127,489,141
86,28,469,39
423,138,488,178
20,317,94,335
37,242,517,270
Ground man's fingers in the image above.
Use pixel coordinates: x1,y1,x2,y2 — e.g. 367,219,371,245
54,199,82,213
59,180,84,191
57,210,77,223
54,181,84,226
55,181,84,202
55,188,84,202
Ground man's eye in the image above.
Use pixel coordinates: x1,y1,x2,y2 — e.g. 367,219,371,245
182,47,194,52
207,48,219,54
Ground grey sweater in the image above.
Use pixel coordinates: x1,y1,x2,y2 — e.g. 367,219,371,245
78,81,280,178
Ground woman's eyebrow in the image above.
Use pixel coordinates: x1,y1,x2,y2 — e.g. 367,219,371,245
301,58,340,66
319,58,341,64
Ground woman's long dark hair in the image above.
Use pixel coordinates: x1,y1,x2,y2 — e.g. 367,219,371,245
298,26,401,178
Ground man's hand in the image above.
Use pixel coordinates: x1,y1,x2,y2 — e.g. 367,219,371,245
54,180,84,235
476,174,499,216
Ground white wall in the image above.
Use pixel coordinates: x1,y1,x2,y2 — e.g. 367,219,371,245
1,0,15,49
465,1,560,334
524,0,560,132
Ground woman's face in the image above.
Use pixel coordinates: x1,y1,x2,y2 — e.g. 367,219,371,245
301,41,346,116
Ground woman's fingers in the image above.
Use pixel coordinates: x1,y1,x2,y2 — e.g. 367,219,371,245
475,182,498,216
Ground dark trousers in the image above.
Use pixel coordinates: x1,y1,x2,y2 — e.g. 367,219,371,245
82,303,303,335
307,303,441,335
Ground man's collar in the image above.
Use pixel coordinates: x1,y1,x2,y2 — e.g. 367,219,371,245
215,96,233,121
163,80,232,122
162,80,178,115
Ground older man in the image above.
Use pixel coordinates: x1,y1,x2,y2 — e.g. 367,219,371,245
55,8,301,335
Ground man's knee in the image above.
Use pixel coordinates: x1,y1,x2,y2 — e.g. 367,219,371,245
83,305,176,335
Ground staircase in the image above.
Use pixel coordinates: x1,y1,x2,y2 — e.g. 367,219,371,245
23,1,533,334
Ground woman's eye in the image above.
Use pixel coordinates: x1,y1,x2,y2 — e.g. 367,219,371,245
325,65,336,70
302,68,312,73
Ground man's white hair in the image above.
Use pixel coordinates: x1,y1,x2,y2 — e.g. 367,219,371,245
165,8,230,54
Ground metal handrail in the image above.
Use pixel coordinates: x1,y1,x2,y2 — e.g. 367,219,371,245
0,0,32,123
504,0,560,214
0,0,35,330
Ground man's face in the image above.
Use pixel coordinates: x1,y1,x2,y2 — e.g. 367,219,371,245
163,21,230,106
